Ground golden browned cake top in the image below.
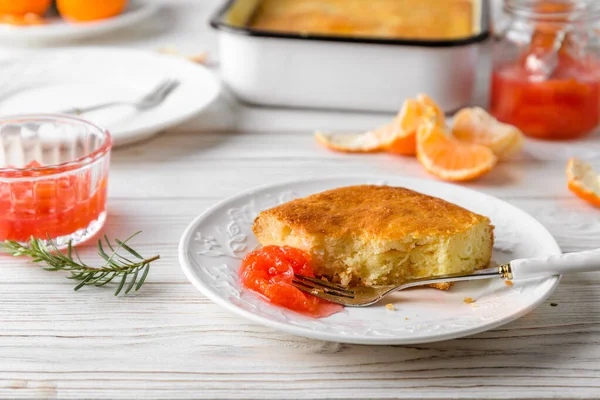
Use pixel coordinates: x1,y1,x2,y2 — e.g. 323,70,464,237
255,185,489,240
249,0,475,40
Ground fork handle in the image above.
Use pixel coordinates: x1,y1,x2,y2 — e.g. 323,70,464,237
510,249,600,280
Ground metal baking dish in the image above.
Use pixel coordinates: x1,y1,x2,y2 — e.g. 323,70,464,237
210,0,491,113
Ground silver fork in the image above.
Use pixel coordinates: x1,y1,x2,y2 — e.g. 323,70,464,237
292,248,600,306
292,266,509,307
59,79,180,115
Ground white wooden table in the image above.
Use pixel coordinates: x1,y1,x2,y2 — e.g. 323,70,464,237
2,1,600,399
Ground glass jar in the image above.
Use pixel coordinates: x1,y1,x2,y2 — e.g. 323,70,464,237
490,0,600,140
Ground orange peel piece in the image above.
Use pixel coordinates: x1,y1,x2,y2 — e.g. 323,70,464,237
314,125,389,153
567,158,600,207
383,99,421,156
316,95,446,156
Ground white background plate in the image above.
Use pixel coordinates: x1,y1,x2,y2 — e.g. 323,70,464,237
179,176,562,345
0,47,221,146
0,0,157,44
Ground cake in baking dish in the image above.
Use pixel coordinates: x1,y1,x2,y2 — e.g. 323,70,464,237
252,185,494,288
249,0,477,40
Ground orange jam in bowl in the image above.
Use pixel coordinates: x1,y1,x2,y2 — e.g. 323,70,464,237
0,115,112,247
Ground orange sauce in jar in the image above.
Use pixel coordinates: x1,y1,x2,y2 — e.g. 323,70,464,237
490,1,600,140
490,52,600,140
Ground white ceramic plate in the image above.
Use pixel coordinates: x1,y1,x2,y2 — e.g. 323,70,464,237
0,47,221,146
178,176,561,345
0,1,157,44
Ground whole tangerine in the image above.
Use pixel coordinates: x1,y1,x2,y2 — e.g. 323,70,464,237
57,0,128,22
0,0,52,16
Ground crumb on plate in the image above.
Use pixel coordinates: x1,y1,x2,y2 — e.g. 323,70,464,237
505,280,514,286
464,297,476,304
386,303,395,311
188,52,208,64
158,47,178,55
157,47,208,64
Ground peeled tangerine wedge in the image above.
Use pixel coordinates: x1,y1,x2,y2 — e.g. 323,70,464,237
385,95,445,156
315,94,445,155
417,118,497,182
567,158,600,207
452,107,524,159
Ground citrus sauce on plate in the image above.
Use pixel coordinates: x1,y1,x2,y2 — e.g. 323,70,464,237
240,245,343,318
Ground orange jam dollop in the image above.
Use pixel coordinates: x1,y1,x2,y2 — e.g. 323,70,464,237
240,245,343,318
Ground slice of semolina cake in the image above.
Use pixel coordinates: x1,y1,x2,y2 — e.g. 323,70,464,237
253,185,493,288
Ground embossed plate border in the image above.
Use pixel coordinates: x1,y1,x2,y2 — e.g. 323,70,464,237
179,176,561,345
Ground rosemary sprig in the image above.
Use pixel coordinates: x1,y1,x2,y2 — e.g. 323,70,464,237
2,231,160,296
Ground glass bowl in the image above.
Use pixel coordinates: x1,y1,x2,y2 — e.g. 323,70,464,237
0,114,112,247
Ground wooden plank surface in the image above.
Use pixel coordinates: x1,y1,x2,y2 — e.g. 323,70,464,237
2,127,600,400
2,0,600,399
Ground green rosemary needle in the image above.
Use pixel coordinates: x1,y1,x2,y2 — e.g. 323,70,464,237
2,231,160,296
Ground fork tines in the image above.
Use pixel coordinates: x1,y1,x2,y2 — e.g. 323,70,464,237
145,79,180,101
292,274,355,299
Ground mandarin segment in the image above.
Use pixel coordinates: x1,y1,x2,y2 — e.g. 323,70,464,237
384,127,417,156
417,119,497,181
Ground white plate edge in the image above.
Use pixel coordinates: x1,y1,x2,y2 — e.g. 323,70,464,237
0,1,159,41
0,47,223,146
